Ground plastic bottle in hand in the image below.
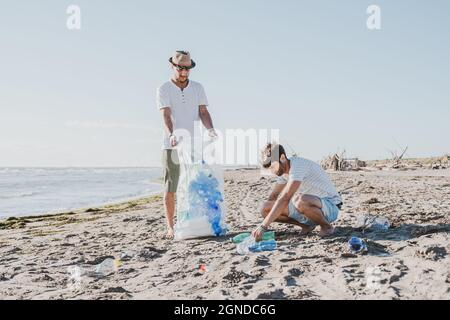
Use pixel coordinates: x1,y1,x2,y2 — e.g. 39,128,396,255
232,231,275,244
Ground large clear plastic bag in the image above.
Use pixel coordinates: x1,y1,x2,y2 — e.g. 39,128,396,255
174,137,228,240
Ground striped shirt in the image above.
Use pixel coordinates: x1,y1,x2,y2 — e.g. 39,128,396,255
276,156,342,205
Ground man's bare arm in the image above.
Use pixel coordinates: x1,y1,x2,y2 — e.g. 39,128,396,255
199,105,214,130
262,180,301,228
268,183,286,201
161,107,173,136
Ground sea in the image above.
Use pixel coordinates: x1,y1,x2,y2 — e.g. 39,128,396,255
0,167,163,219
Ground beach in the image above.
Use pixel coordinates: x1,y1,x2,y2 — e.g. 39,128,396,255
0,168,449,300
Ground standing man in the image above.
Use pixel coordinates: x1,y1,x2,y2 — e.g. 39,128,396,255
157,51,217,239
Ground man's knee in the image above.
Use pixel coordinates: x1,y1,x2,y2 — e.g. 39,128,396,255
295,195,320,212
293,194,305,211
260,201,272,217
164,192,175,201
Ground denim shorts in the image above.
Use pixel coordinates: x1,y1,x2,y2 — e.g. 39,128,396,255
288,197,340,227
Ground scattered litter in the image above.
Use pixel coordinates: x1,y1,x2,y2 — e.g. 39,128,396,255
348,236,367,254
356,215,390,231
236,235,277,255
95,258,122,277
120,251,137,261
67,257,122,282
232,231,275,244
198,264,208,274
67,265,85,277
236,236,255,255
249,239,277,253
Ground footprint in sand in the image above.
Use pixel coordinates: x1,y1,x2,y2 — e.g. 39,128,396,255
222,267,253,287
284,275,297,286
103,286,131,294
255,255,271,267
256,289,285,299
287,268,304,277
415,246,447,261
136,247,167,261
238,189,260,221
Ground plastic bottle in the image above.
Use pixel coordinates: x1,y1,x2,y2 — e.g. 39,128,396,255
357,215,390,231
236,236,256,255
249,239,277,252
371,217,390,231
348,236,367,253
232,231,275,244
67,265,85,278
95,258,121,277
236,236,277,254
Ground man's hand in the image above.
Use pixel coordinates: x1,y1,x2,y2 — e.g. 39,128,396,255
169,134,178,147
251,225,267,242
207,128,218,140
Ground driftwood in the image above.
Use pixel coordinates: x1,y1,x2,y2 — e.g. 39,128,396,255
321,151,366,171
430,155,449,170
388,146,408,168
322,149,448,172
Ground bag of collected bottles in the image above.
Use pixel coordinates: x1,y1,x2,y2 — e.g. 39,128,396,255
174,137,228,240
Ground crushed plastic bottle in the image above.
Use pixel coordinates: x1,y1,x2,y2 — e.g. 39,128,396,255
232,231,275,244
356,215,390,231
348,236,367,253
119,250,139,261
236,236,277,255
67,265,86,280
370,217,390,231
236,236,256,255
248,239,277,253
94,258,122,277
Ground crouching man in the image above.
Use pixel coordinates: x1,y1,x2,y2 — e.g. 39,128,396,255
252,143,343,241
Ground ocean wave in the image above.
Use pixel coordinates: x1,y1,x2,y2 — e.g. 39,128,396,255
0,168,22,174
0,167,163,218
0,191,36,199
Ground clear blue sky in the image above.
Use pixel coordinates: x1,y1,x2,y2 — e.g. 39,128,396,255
1,0,449,167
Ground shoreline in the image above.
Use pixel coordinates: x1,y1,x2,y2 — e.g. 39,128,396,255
0,188,164,222
0,192,164,230
2,166,450,223
0,167,258,221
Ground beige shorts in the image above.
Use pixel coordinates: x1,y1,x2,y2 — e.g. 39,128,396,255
162,149,180,193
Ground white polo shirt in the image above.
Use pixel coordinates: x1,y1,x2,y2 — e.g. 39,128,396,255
156,80,209,150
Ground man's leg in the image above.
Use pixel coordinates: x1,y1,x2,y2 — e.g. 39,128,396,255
162,149,180,239
260,200,315,235
293,194,335,237
164,192,176,238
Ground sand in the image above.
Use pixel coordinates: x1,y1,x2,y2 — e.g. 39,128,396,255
0,168,449,300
